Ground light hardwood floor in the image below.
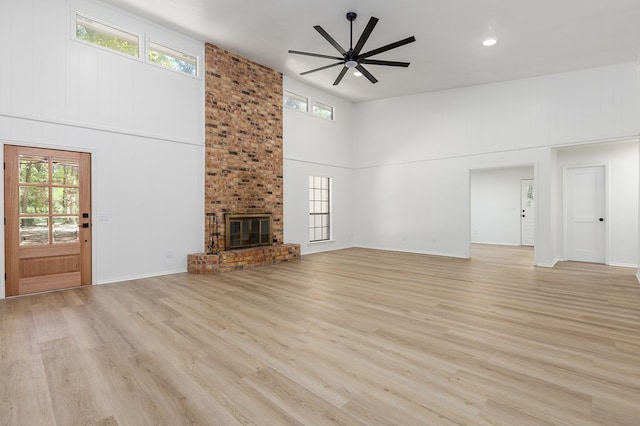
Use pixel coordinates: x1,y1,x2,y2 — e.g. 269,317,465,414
1,245,639,425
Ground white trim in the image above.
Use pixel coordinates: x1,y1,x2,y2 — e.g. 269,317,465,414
608,262,638,268
355,244,470,260
0,112,202,147
307,239,335,245
536,258,560,268
471,241,522,247
96,269,187,285
355,136,638,171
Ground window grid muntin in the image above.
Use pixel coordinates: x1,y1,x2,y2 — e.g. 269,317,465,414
309,176,330,242
18,154,81,246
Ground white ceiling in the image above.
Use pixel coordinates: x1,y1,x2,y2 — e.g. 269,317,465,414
100,0,640,103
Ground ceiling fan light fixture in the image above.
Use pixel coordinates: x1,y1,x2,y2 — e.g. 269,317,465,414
482,38,497,47
288,12,416,86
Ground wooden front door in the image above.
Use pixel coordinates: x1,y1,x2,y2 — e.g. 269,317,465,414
4,145,92,296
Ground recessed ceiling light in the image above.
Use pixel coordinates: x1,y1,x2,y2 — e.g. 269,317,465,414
353,71,363,77
482,38,497,47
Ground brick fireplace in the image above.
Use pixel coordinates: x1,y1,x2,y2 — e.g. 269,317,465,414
187,43,300,274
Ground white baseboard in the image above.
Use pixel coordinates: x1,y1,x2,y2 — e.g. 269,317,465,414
96,269,187,285
536,258,559,268
607,262,638,269
471,241,522,247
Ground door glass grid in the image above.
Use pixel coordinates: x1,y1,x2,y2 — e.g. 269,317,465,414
18,155,80,245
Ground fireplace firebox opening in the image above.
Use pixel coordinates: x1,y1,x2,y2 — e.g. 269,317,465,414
225,214,272,250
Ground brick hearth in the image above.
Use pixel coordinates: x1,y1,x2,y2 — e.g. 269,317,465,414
187,244,300,274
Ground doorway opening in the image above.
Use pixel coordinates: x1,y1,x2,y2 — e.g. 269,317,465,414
470,165,535,262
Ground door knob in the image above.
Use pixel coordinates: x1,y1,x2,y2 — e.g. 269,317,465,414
599,218,604,222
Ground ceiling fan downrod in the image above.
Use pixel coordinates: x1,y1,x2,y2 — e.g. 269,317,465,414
346,12,358,68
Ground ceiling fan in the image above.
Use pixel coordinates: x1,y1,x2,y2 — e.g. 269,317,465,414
289,12,416,86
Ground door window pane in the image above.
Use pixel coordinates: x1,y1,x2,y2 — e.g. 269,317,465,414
53,217,79,243
19,155,49,183
20,217,49,245
52,187,79,214
52,160,79,185
19,187,49,214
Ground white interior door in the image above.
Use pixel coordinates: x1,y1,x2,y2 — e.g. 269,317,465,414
521,179,535,246
566,166,606,263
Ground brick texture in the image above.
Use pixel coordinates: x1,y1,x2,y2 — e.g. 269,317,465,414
187,244,301,274
190,43,295,274
204,43,284,253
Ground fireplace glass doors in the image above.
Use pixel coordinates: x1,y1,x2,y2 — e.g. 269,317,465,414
225,214,272,250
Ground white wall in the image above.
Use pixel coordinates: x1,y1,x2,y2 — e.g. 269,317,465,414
0,0,205,298
554,140,639,267
353,63,639,266
470,166,535,246
283,77,354,254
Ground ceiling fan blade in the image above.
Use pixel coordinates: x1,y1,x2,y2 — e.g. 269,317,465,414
288,50,343,61
359,36,416,59
360,59,410,67
352,16,379,56
333,67,348,85
355,64,378,84
314,25,348,55
300,62,344,75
